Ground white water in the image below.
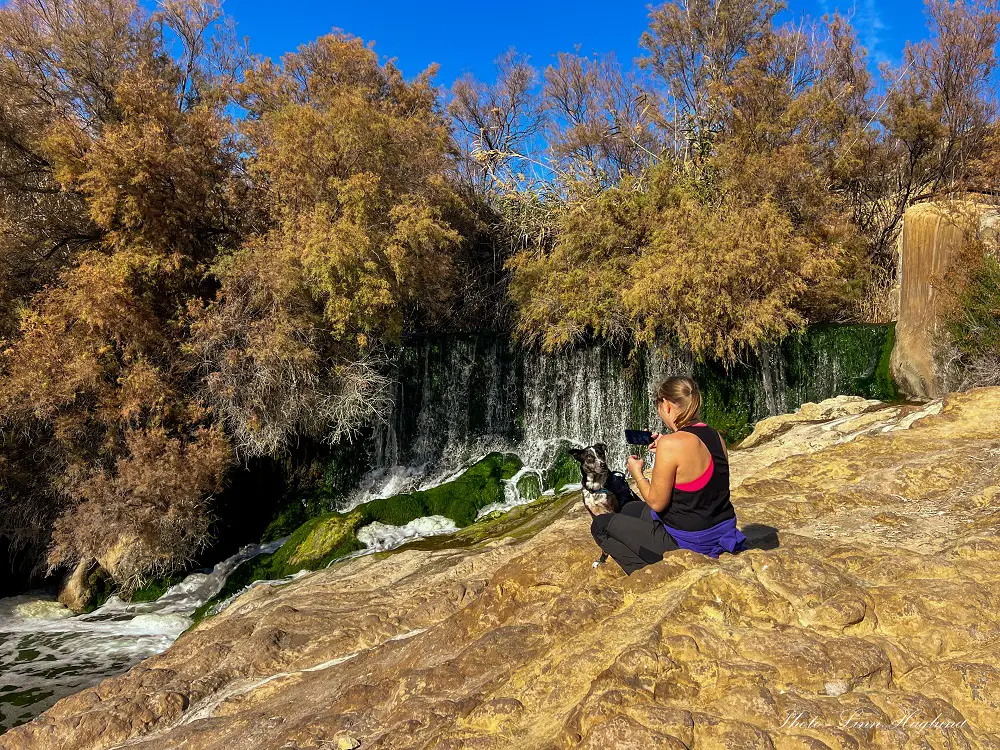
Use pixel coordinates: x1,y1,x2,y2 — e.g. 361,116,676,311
356,515,460,552
0,331,893,734
0,538,284,733
354,339,689,509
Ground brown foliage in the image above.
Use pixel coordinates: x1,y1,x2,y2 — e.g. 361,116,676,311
933,200,1000,389
507,170,844,361
460,0,1000,336
49,426,231,588
640,0,782,163
0,0,242,583
192,33,462,457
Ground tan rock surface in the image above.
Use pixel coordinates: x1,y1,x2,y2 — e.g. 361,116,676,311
5,388,1000,750
56,558,96,614
890,198,999,399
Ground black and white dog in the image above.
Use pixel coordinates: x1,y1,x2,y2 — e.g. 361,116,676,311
570,444,638,567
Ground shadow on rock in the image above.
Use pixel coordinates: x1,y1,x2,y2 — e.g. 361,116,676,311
740,523,779,550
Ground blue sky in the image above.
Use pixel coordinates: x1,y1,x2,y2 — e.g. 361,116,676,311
218,0,930,87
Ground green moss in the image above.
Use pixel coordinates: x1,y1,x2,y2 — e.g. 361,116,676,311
286,511,366,569
194,510,366,621
476,509,505,524
308,431,376,508
360,452,522,528
695,358,759,444
79,568,114,614
127,572,187,604
260,503,309,543
542,442,581,492
872,323,900,401
516,472,542,503
781,324,900,402
375,486,578,553
192,453,524,623
693,324,900,444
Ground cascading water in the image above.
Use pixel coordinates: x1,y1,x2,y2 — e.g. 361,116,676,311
350,325,896,506
0,538,284,733
0,324,896,733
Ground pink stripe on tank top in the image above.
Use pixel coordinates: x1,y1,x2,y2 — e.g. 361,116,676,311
674,456,714,491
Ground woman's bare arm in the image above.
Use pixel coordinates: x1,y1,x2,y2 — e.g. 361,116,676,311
628,436,678,513
644,446,677,513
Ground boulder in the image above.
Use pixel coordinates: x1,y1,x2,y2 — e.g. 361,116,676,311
8,388,1000,750
56,558,107,614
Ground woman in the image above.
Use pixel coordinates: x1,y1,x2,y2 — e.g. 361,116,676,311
590,376,747,575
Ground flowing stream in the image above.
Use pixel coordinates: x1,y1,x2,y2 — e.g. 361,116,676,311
0,325,896,734
0,538,284,733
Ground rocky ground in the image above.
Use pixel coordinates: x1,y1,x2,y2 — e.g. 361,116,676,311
4,388,1000,750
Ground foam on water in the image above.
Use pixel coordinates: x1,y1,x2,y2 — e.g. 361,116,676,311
356,515,459,552
0,537,285,734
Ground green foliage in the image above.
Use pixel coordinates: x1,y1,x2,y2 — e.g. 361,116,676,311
945,254,1000,359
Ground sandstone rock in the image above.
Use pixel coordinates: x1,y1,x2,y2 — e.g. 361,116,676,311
6,388,1000,750
737,395,885,450
891,198,1000,399
56,558,108,614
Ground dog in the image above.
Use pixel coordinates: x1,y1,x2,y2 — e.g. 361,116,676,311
570,444,638,567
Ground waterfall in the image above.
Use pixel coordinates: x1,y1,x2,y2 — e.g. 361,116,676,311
353,325,896,506
0,324,896,732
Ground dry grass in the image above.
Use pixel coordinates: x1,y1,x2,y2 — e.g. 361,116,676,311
853,265,900,324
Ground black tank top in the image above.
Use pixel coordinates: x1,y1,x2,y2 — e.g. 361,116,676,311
658,423,736,532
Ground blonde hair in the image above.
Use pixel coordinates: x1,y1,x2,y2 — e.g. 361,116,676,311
654,376,702,429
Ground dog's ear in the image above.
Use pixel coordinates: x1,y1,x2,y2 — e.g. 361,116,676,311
569,447,586,463
593,443,608,460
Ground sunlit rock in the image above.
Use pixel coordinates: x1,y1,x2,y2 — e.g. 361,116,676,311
6,387,1000,749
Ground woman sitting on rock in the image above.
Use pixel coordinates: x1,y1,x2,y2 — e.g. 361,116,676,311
591,376,747,574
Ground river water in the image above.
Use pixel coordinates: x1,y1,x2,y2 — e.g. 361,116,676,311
0,325,896,734
0,538,286,734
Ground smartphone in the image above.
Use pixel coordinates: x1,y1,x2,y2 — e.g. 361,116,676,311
625,429,655,446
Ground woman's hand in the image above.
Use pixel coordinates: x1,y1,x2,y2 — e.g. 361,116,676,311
626,454,645,479
647,432,662,453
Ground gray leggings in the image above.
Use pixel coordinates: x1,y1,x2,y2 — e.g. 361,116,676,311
590,500,679,575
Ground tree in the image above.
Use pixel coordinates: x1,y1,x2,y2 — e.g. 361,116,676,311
192,32,463,458
507,166,844,361
543,51,662,186
450,49,546,197
639,0,782,167
0,0,243,588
